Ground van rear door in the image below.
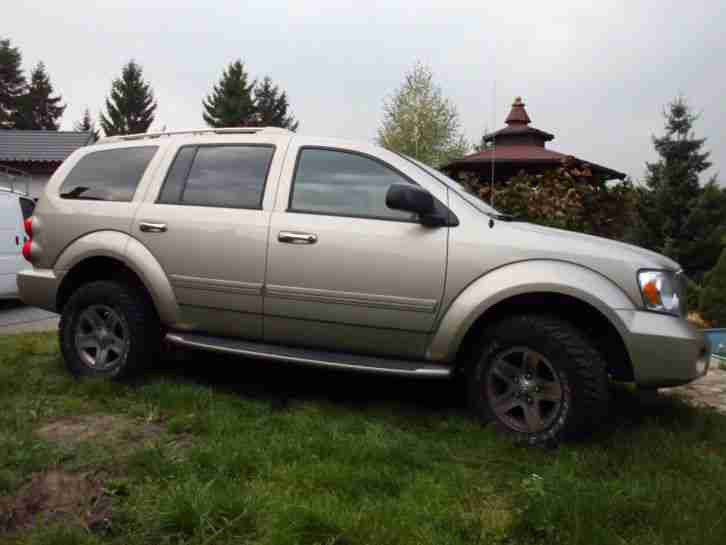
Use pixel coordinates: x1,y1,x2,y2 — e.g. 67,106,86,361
0,193,27,298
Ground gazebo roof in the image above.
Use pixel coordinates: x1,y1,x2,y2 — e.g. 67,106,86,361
483,97,554,143
451,145,626,181
445,97,626,181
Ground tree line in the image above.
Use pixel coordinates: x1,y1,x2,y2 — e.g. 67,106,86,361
0,37,298,138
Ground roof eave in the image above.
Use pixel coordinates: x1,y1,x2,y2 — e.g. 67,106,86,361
444,157,627,181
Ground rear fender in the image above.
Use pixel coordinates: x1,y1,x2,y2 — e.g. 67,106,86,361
55,231,178,324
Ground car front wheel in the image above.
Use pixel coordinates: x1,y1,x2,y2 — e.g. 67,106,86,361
467,314,609,445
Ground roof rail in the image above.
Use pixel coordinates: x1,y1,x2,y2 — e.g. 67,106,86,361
98,126,292,144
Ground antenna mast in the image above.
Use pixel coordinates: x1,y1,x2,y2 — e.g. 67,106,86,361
489,79,496,206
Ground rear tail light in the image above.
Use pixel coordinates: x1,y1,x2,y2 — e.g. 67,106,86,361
22,240,32,261
22,217,34,262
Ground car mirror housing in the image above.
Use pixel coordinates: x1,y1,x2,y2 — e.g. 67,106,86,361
386,183,435,216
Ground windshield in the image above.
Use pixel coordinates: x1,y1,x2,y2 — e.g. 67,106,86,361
396,153,504,216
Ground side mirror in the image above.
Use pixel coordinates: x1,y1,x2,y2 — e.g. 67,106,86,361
386,183,434,216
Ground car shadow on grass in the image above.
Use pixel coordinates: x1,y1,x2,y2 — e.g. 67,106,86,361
139,346,720,443
150,347,467,414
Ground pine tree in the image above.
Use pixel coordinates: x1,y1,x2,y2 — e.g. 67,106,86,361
100,60,157,136
377,62,468,167
74,107,99,142
251,76,298,131
634,97,711,267
13,62,65,130
0,37,25,129
202,60,255,127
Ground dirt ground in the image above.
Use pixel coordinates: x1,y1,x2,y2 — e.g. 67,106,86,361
0,414,187,536
0,469,112,534
36,414,165,448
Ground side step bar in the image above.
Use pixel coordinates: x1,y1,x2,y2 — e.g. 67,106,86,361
165,332,452,378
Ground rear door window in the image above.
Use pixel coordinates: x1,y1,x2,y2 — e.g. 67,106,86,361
157,145,275,209
59,146,158,202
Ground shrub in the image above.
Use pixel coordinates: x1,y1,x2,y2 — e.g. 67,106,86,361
461,157,639,241
686,279,701,314
700,246,726,326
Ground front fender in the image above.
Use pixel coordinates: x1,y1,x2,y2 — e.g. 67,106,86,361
55,231,179,325
427,260,636,362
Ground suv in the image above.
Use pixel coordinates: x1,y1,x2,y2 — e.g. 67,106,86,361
17,127,709,444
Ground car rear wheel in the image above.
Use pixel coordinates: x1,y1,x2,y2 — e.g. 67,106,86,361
59,280,161,379
467,314,609,445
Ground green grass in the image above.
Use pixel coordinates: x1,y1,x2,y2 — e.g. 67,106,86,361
2,332,726,544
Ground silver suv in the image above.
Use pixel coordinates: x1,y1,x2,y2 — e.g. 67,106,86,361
17,127,709,444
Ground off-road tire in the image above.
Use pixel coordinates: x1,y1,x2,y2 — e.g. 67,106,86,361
59,280,161,379
467,314,609,445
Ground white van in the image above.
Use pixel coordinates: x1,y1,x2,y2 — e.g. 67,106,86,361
0,187,34,299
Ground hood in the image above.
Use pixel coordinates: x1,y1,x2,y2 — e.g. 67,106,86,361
507,222,680,271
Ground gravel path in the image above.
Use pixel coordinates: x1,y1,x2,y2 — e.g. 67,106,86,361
665,360,726,413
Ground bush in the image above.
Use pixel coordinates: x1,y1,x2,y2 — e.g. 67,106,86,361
686,279,701,314
700,247,726,326
461,157,639,241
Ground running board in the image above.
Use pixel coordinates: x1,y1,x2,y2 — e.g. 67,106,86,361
165,332,452,378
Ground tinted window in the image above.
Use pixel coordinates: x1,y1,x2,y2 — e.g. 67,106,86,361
18,197,35,219
159,145,274,209
157,147,196,204
59,146,157,201
290,148,415,221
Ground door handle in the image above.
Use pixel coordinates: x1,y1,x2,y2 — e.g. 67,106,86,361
278,231,318,244
139,222,168,233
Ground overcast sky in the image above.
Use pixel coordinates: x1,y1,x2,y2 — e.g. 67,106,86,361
6,0,724,182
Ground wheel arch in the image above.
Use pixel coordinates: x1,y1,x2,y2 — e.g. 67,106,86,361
54,231,178,325
429,260,636,381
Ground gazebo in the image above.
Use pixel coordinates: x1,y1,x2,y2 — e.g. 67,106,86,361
443,97,626,183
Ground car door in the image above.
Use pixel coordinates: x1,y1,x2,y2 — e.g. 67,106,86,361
0,193,30,298
133,135,288,339
264,140,449,359
0,194,22,297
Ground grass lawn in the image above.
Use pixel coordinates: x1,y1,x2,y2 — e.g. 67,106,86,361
1,333,726,545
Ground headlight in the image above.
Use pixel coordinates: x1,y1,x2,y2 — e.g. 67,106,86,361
637,270,685,316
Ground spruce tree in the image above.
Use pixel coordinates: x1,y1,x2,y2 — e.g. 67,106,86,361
251,76,298,131
634,97,711,267
74,107,99,142
100,60,157,136
0,37,25,129
202,60,255,127
13,62,65,130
